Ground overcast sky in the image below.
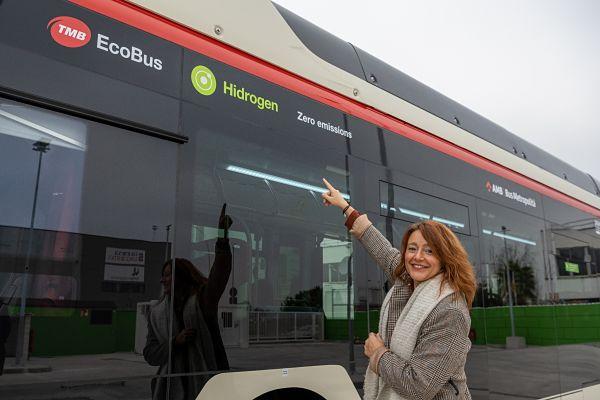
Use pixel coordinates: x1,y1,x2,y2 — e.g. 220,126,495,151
274,0,600,182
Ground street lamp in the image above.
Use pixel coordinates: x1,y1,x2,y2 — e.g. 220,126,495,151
500,226,526,349
501,226,516,337
346,254,354,375
164,224,172,262
16,141,50,366
230,244,240,304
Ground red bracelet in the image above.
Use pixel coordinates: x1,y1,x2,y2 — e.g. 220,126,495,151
345,209,361,230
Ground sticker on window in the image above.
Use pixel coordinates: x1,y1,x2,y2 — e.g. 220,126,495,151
564,261,580,273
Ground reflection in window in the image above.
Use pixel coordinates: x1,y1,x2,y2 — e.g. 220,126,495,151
226,165,350,200
478,203,545,306
0,106,86,232
178,115,353,351
0,104,86,150
551,226,600,282
557,246,587,276
380,181,469,234
278,246,300,303
0,99,177,376
482,229,537,246
592,248,600,275
550,218,600,281
0,273,77,303
322,238,352,319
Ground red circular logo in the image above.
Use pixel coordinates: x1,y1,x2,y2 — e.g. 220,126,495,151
47,16,91,48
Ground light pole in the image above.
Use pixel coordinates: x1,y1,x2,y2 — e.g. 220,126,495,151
16,141,49,366
346,254,354,375
501,226,516,337
164,224,171,262
230,243,240,304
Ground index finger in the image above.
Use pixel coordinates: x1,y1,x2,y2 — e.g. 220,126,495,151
220,203,227,216
322,178,335,192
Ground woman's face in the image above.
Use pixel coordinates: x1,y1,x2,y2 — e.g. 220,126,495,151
404,230,442,283
161,264,172,295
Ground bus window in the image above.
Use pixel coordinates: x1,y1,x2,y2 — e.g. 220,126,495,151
379,181,470,235
172,102,359,373
0,98,177,399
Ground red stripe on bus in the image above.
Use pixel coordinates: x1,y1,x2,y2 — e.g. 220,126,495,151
69,0,600,217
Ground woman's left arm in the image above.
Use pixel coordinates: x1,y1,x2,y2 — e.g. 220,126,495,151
204,204,233,305
375,305,471,399
205,238,232,305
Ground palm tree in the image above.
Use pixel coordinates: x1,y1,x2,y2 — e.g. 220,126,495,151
496,248,537,305
282,286,322,310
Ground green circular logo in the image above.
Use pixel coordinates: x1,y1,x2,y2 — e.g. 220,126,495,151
191,65,217,96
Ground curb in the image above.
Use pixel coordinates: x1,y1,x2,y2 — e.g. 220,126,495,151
3,365,52,374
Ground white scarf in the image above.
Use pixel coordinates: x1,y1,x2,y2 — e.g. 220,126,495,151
364,274,454,400
149,294,218,400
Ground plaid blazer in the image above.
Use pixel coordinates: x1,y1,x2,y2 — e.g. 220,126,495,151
358,223,472,400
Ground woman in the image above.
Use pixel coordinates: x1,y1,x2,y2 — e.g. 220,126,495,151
144,205,232,400
322,179,476,400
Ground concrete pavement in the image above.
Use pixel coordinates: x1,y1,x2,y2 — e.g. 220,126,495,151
0,342,598,400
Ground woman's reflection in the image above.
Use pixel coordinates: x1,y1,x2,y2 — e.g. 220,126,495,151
144,204,232,400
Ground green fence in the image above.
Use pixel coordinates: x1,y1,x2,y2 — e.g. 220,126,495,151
325,304,600,346
9,307,136,357
10,303,600,356
325,310,380,341
470,304,600,346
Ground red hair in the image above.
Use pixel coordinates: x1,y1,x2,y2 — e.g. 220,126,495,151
394,220,477,308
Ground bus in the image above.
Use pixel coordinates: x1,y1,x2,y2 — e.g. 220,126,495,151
1,0,599,399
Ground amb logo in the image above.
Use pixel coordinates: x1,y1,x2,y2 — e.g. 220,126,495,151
47,16,91,48
191,65,217,96
486,180,503,195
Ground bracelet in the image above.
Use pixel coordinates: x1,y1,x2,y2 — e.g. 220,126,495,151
342,204,351,215
345,209,361,230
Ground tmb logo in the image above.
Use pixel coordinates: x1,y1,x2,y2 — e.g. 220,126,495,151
48,16,91,48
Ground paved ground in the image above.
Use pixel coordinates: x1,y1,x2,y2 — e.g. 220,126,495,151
0,342,599,400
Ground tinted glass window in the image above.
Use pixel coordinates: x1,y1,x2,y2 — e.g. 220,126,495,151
592,248,600,275
556,246,587,276
476,200,562,398
379,181,470,235
549,220,600,293
477,200,546,306
545,215,600,394
172,102,356,376
0,98,176,398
